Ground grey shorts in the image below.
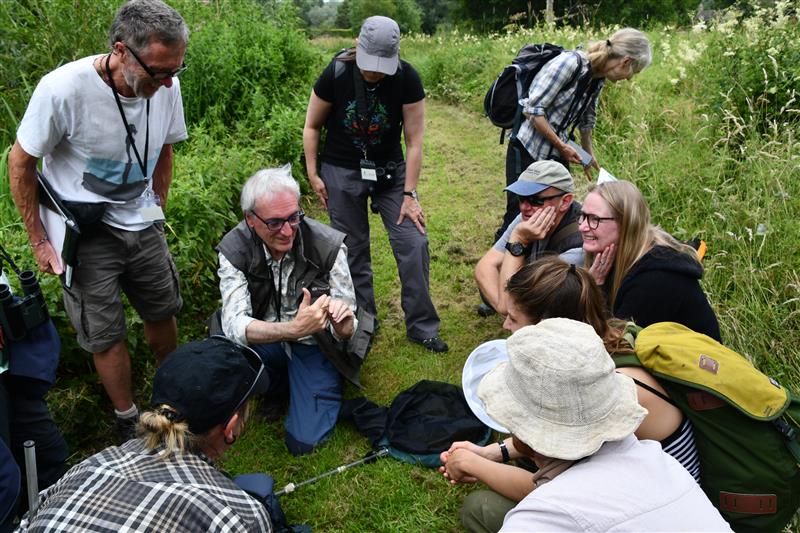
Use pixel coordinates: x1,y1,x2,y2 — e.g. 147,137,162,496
62,223,182,353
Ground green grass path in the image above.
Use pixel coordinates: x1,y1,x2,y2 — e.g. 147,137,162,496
227,100,512,532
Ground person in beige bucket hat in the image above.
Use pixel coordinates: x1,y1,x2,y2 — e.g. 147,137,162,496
452,318,731,532
479,317,644,460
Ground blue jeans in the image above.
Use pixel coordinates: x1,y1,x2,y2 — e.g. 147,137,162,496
251,342,341,456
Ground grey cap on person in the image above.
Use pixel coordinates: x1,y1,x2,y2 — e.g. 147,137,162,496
356,16,400,75
505,160,575,196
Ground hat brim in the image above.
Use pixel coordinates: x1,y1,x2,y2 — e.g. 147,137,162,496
478,363,646,460
462,340,510,433
504,181,549,197
356,42,399,75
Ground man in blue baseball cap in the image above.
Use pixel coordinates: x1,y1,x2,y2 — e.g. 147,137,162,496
475,160,583,317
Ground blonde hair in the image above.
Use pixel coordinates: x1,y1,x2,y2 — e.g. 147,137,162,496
506,256,610,340
583,180,699,308
139,403,251,459
586,28,652,77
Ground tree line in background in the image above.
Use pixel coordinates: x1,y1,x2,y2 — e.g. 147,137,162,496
291,0,748,34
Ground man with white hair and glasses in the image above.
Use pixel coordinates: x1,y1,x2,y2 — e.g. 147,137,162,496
215,165,358,456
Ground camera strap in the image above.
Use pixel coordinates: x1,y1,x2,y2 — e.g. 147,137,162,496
105,54,150,180
0,243,22,277
352,64,377,159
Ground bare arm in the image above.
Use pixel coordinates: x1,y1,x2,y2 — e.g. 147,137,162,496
8,141,62,275
475,248,505,312
496,207,557,314
442,449,535,502
302,90,333,208
397,99,426,234
579,129,599,179
151,144,174,208
618,366,684,442
531,115,580,165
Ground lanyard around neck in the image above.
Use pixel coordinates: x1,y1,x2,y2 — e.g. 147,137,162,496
105,54,150,179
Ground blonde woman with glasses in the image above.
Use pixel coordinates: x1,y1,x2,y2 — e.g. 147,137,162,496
579,180,721,341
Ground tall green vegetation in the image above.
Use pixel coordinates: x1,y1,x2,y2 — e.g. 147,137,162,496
0,0,326,444
1,0,799,529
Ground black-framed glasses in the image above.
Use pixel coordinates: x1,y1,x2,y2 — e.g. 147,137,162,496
209,335,266,421
578,212,617,230
126,44,188,80
517,192,566,207
249,209,305,233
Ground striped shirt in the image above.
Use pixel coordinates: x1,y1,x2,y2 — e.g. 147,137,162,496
516,51,604,161
661,417,702,483
19,439,272,533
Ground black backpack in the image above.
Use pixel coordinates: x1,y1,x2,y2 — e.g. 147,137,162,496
340,380,492,468
483,43,592,146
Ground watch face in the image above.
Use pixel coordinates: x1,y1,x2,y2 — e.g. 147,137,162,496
506,242,525,256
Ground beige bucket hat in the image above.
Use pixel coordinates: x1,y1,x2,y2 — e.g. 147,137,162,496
478,318,647,460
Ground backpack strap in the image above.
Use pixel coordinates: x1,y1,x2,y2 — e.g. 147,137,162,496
629,376,679,408
548,221,579,251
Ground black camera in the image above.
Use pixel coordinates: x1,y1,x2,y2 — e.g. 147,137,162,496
0,270,50,341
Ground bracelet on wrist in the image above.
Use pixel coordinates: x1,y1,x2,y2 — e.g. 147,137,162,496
498,440,510,463
30,237,48,248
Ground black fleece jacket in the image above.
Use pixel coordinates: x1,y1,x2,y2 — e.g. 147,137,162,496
612,245,722,342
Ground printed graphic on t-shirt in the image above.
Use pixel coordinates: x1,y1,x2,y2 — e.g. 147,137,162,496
342,93,390,152
82,126,156,201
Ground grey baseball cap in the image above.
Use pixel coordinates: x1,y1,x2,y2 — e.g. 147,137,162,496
356,16,400,75
505,160,575,196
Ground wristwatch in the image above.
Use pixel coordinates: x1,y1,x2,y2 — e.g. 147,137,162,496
505,241,529,257
403,189,418,199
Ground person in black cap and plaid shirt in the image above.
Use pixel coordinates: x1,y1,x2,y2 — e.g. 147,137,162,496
18,337,272,532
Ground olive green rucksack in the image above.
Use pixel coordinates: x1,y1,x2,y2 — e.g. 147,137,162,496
615,322,800,533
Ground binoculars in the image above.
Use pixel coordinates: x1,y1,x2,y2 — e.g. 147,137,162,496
0,270,49,341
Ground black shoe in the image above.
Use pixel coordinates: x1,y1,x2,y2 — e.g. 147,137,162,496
116,415,139,444
256,394,288,423
408,335,449,353
476,302,497,317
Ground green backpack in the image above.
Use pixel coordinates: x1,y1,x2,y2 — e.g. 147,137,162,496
614,322,800,533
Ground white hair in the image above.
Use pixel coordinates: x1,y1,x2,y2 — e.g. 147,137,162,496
240,164,300,214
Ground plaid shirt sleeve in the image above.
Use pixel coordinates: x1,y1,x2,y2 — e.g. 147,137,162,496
218,252,256,346
18,440,272,532
578,82,604,132
327,243,359,340
522,52,583,117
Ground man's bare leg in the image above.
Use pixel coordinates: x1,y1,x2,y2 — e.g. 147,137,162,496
144,315,178,365
93,340,133,412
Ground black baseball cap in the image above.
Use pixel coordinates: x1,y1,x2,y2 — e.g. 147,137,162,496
150,336,269,435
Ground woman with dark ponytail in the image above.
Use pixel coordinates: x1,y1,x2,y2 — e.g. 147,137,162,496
20,337,273,532
441,257,700,533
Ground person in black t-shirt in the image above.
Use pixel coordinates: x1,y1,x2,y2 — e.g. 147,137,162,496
303,16,447,353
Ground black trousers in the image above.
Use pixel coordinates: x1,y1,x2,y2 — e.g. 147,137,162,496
0,374,68,532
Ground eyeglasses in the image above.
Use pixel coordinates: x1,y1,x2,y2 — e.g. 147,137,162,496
578,212,616,230
209,335,266,422
517,192,566,207
126,44,188,81
249,209,305,233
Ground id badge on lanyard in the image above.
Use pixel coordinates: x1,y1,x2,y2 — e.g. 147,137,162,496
360,157,377,182
138,184,165,222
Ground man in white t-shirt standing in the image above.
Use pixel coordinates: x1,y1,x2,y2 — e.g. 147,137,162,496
8,0,189,443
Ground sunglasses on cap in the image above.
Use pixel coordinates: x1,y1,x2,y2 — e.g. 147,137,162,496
209,335,265,422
